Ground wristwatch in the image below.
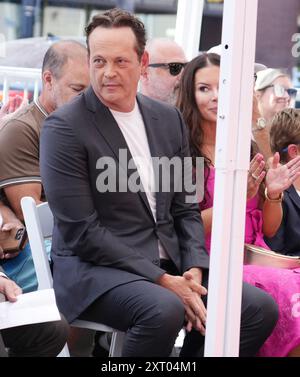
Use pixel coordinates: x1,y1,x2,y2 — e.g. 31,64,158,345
255,117,267,130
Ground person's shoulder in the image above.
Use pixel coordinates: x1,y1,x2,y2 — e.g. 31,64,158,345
137,93,179,115
0,102,38,130
0,102,41,142
47,92,86,125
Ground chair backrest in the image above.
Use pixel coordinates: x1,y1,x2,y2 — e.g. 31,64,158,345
21,197,53,290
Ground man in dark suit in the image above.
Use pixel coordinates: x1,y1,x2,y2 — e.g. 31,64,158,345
40,8,278,357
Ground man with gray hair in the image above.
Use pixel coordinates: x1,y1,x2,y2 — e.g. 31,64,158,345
140,38,187,105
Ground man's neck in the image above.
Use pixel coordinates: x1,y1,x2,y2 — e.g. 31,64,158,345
38,93,54,115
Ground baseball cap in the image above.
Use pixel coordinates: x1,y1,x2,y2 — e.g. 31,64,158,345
254,68,287,91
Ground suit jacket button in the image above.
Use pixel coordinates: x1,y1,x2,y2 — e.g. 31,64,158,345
153,259,160,266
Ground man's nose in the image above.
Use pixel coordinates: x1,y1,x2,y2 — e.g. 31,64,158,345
104,64,116,78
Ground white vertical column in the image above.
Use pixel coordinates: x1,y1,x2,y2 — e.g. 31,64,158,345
174,0,204,60
204,0,258,357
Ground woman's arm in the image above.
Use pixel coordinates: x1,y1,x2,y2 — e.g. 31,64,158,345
200,207,213,236
262,153,300,237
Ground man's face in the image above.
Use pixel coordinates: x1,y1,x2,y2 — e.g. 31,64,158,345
51,56,90,109
88,26,147,112
143,44,187,105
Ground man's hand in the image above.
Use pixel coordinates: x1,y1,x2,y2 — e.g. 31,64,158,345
0,276,22,302
0,222,24,260
183,268,207,334
157,271,207,335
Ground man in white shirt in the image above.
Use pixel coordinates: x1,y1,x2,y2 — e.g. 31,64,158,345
40,8,278,357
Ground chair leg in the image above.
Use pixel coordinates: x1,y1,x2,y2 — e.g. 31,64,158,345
57,343,70,357
109,331,125,357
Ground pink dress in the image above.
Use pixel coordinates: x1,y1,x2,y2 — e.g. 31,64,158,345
201,167,300,357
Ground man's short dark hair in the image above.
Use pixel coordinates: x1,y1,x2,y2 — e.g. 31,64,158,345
42,40,86,79
85,8,146,60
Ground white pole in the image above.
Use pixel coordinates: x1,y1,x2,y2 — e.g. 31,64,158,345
204,0,258,357
174,0,204,60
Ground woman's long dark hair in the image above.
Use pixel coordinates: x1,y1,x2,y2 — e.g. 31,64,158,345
176,53,220,168
176,53,220,205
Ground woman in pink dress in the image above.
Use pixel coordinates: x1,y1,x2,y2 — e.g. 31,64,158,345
177,53,300,356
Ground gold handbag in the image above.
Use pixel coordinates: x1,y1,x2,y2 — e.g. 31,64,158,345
244,244,300,269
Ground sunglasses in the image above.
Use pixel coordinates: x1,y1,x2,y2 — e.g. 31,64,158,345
148,62,187,76
265,84,298,99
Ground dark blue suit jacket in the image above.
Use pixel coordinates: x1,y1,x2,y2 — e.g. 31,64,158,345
40,87,209,322
265,185,300,256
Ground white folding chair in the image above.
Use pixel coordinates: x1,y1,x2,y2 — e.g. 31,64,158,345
21,196,124,357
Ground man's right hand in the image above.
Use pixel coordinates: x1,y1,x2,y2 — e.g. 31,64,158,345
0,276,22,302
0,222,24,260
157,273,207,335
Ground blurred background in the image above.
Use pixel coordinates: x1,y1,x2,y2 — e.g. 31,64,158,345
0,0,299,102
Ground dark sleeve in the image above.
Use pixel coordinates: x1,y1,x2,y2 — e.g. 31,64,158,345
171,109,210,272
40,111,165,283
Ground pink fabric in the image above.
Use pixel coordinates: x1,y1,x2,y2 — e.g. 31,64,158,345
201,167,300,357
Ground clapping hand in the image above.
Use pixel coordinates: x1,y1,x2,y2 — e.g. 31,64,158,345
266,152,300,198
247,153,266,199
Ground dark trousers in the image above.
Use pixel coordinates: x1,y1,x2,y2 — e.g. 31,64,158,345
80,261,278,357
1,317,69,357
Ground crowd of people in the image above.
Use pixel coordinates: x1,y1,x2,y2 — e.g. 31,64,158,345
0,7,299,357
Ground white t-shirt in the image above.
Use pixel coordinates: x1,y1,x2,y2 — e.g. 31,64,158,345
110,101,169,259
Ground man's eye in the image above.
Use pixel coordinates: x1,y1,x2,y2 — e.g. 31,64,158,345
71,87,83,92
94,59,104,65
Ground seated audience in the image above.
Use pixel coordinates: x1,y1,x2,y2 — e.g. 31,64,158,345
40,8,278,357
177,53,300,357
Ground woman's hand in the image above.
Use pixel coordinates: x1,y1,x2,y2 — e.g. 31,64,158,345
247,153,266,200
265,152,300,198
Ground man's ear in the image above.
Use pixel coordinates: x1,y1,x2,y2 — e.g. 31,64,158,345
287,144,299,159
42,70,54,91
140,51,149,78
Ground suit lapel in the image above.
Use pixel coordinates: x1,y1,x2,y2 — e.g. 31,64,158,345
85,87,154,221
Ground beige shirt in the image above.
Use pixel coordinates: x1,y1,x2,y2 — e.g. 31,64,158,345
0,102,46,189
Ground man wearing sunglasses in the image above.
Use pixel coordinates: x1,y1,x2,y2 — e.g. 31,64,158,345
140,38,187,105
